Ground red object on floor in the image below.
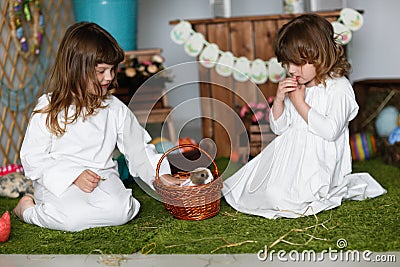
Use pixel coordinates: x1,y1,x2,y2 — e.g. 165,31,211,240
178,137,198,153
0,211,11,243
0,164,24,176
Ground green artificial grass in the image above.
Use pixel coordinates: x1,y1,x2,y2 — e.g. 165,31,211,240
0,158,399,255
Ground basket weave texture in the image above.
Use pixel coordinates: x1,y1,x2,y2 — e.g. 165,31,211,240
153,144,223,220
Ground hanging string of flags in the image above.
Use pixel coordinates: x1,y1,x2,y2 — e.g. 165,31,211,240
170,8,363,84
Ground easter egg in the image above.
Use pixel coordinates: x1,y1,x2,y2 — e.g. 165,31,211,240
250,58,268,84
178,137,198,153
150,137,169,145
199,43,219,68
0,211,11,243
170,20,192,45
184,32,205,57
233,57,251,82
388,126,400,145
215,51,234,77
375,106,399,137
154,141,175,153
268,57,286,83
350,133,377,161
332,21,352,45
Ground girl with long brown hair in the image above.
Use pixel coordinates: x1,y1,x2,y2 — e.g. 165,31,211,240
13,22,170,231
223,14,386,218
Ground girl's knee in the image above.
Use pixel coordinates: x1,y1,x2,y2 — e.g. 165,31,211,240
99,195,139,226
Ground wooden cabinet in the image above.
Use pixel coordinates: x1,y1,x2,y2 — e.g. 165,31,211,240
171,11,341,157
350,79,400,134
112,48,176,142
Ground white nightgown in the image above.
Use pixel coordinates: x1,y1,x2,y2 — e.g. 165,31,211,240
223,77,386,218
20,94,170,231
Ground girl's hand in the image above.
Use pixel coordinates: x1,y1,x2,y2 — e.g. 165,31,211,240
288,83,306,105
74,169,101,193
288,82,310,123
275,77,298,103
272,77,299,120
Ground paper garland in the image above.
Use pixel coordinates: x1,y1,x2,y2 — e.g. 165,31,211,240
170,8,363,84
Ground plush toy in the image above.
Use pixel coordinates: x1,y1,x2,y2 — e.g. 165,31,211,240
0,172,34,198
350,132,377,161
180,167,214,187
0,211,11,243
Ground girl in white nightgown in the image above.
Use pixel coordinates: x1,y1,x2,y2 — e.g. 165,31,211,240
223,14,386,219
13,22,170,231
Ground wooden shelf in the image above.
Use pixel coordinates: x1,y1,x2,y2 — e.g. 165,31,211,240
113,48,176,142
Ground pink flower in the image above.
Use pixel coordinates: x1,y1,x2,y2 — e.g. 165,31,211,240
239,101,273,124
239,105,249,118
254,111,264,122
141,60,152,66
256,102,267,109
267,96,275,105
248,102,257,109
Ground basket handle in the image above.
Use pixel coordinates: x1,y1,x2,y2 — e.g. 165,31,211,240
155,144,219,180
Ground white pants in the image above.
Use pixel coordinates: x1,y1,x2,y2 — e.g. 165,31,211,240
23,175,139,231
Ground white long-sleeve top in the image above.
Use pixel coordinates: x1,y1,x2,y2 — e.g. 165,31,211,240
20,94,170,197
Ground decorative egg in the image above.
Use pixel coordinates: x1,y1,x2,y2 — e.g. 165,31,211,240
332,21,352,45
0,211,10,243
268,57,286,83
178,137,198,153
350,132,377,161
155,141,175,154
170,20,192,45
150,137,170,145
375,106,399,137
233,57,250,82
199,43,219,68
215,51,234,77
184,32,205,57
340,8,364,31
388,127,400,145
250,58,268,84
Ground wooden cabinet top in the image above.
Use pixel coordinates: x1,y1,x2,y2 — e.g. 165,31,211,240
170,10,342,25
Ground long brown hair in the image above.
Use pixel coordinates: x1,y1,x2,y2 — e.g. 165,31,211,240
274,14,350,85
36,22,124,137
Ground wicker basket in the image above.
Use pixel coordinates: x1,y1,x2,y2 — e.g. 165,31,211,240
153,144,223,220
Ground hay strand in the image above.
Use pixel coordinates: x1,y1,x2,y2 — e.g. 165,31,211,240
267,207,335,250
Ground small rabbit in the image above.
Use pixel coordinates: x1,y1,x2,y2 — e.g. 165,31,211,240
180,167,213,187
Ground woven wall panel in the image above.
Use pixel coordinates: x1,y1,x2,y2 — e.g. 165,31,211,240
0,0,74,165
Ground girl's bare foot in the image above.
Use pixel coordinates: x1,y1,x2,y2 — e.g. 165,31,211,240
13,194,35,221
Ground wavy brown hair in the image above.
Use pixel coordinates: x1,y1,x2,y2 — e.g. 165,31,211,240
274,14,350,85
36,22,124,137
